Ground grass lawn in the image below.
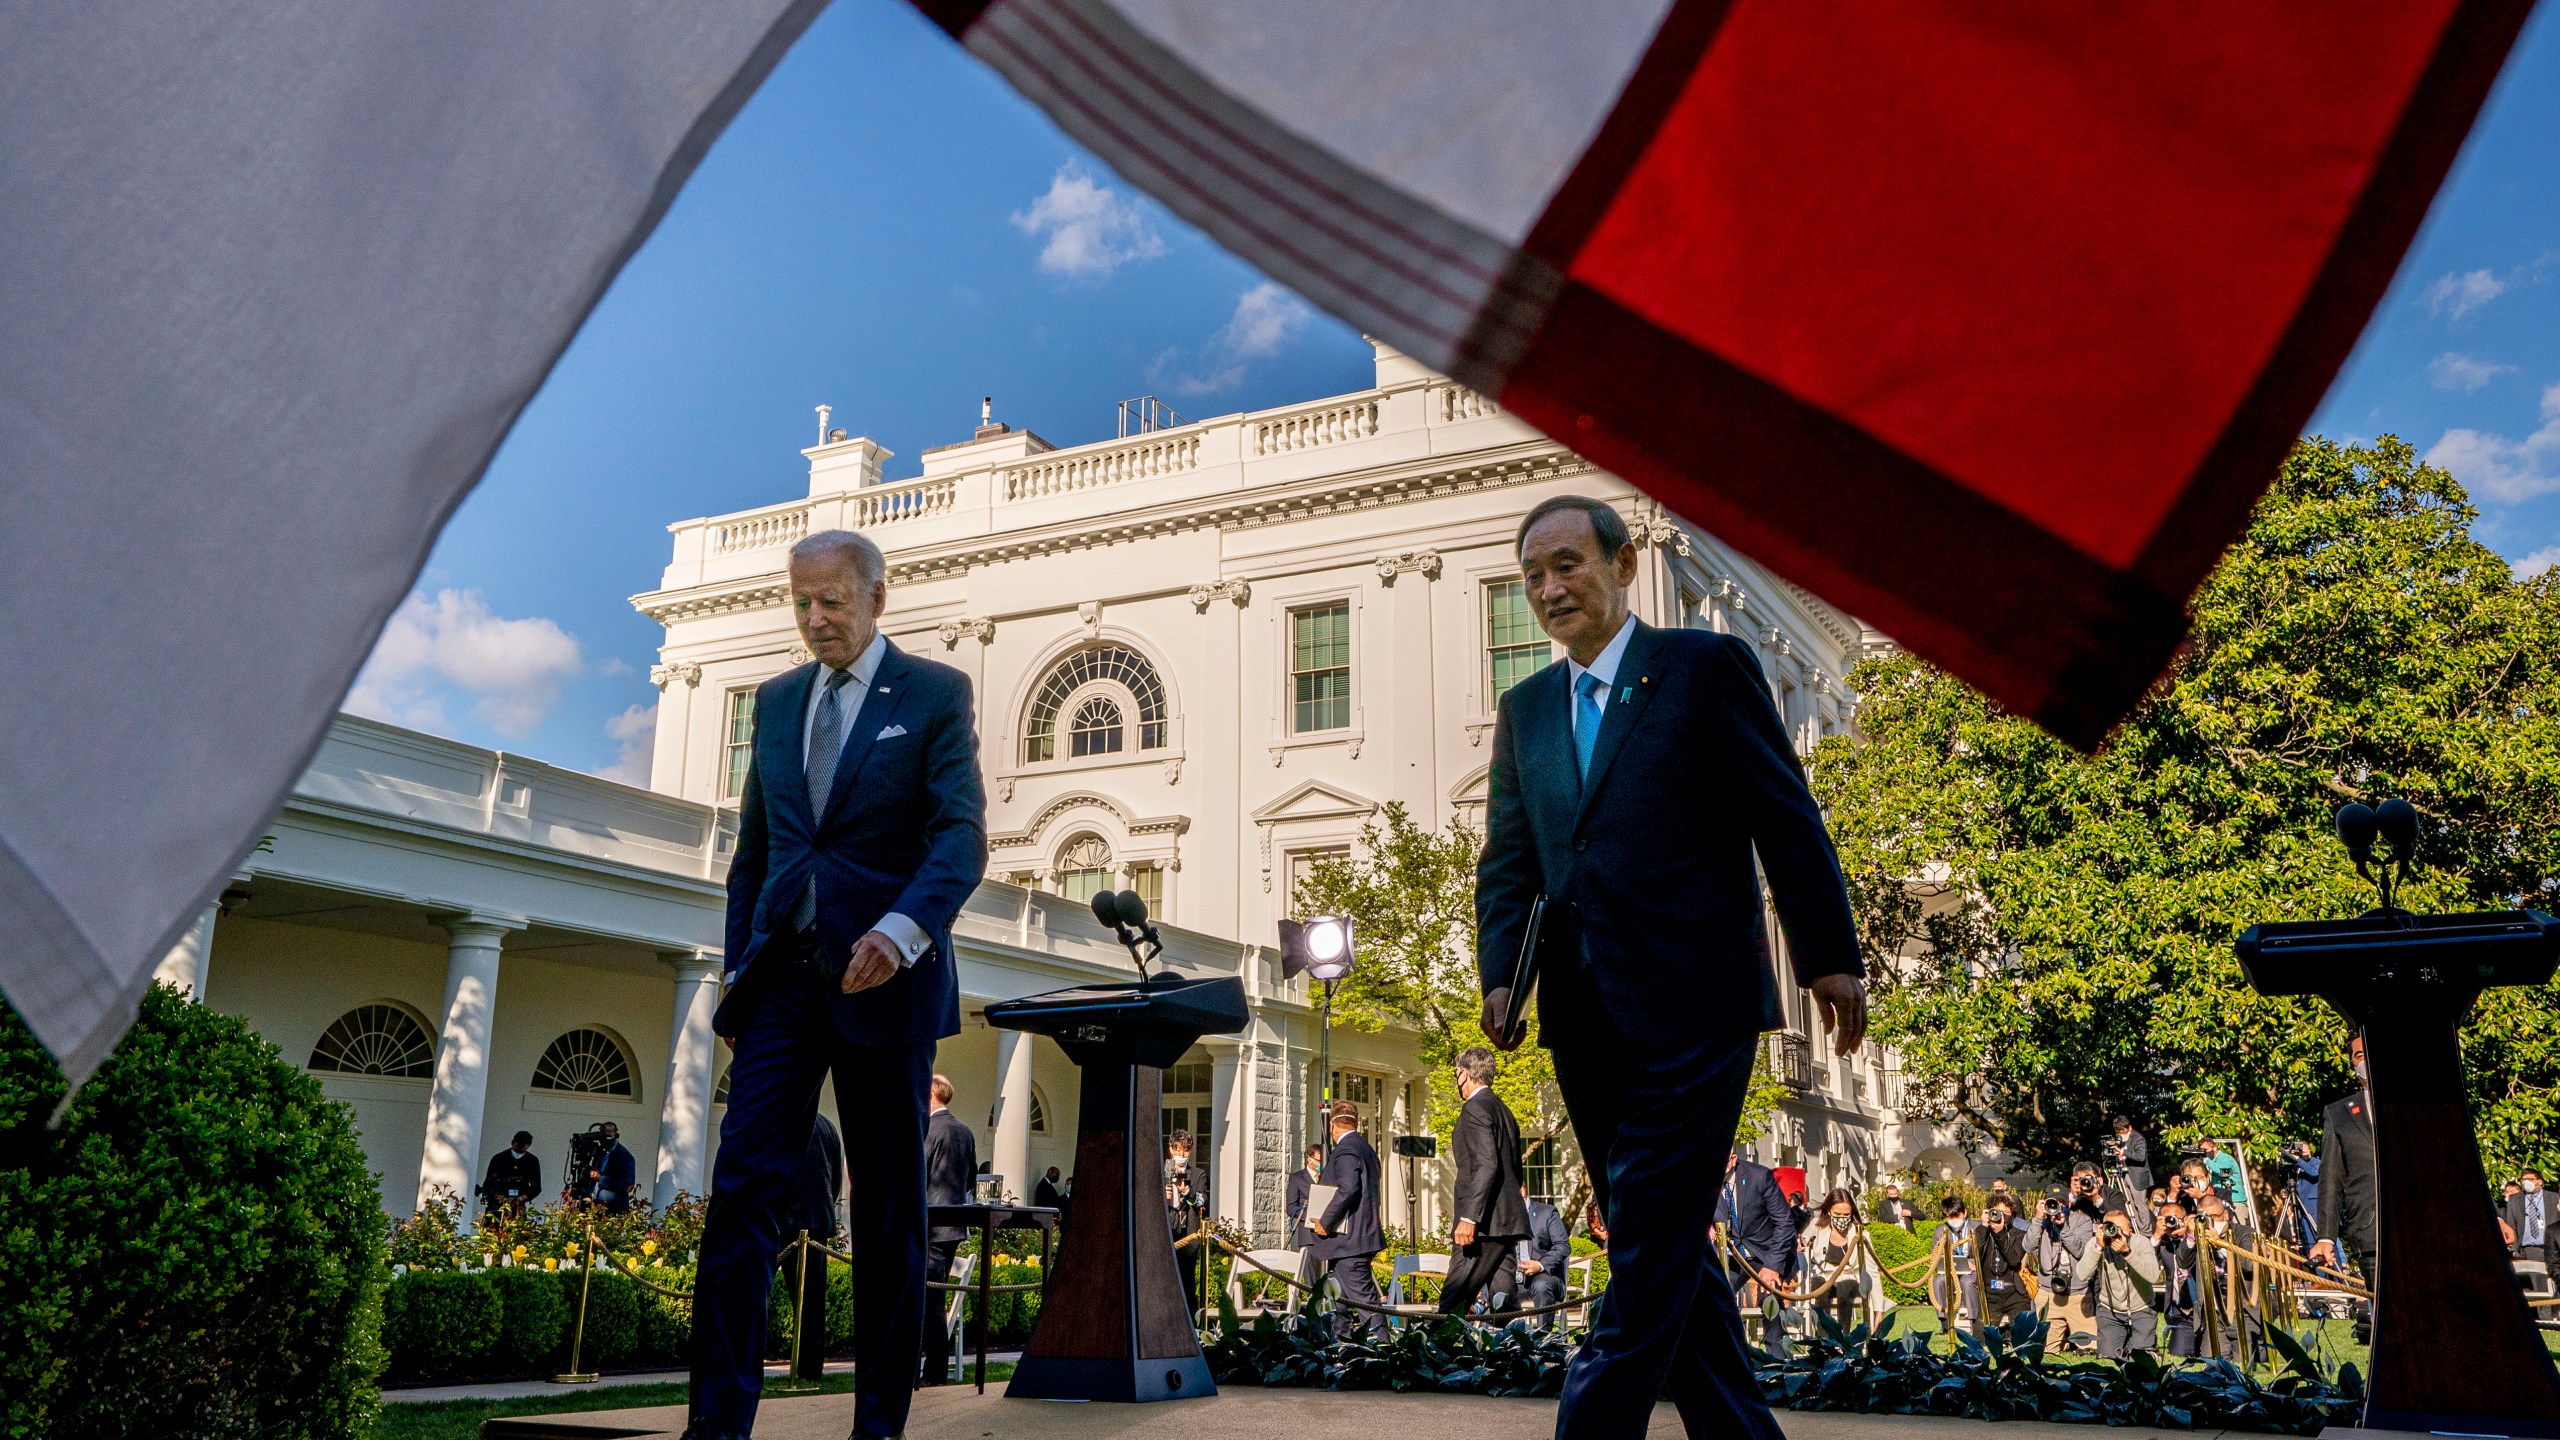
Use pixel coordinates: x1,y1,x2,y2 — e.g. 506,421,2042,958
373,1366,1015,1440
1854,1311,2560,1378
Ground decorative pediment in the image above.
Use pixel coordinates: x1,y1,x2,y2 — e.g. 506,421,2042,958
1448,764,1491,806
1250,779,1378,826
990,791,1190,850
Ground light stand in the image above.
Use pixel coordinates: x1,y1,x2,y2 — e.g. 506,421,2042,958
1278,916,1357,1150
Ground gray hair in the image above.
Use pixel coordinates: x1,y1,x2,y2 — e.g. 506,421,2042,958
789,528,885,588
1455,1045,1497,1086
1515,495,1633,563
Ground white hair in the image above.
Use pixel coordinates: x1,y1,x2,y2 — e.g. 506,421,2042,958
789,529,885,588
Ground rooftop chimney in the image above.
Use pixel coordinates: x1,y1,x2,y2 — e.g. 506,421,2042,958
973,394,1010,441
815,403,832,445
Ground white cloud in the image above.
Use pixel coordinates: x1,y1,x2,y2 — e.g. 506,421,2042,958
2427,352,2515,392
2426,268,2508,322
2424,383,2560,505
1010,163,1163,280
1151,282,1315,396
595,700,657,786
2519,543,2560,579
346,589,582,739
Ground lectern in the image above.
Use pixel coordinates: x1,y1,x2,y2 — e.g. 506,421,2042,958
985,972,1249,1403
2236,906,2560,1435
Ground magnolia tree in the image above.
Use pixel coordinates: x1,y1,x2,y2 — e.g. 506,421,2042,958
1293,803,1788,1224
1806,436,2560,1189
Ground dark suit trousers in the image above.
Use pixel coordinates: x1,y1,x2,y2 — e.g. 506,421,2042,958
689,960,932,1437
1329,1254,1385,1339
1553,1026,1780,1440
1440,1238,1521,1315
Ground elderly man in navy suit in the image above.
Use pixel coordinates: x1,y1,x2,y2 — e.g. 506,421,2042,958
1478,495,1866,1440
683,529,987,1440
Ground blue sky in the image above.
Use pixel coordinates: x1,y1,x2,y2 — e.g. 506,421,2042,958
353,0,2560,778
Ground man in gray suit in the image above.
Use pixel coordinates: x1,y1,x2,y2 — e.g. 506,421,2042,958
1441,1045,1531,1315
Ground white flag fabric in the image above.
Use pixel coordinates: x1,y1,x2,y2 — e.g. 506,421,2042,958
0,0,822,1088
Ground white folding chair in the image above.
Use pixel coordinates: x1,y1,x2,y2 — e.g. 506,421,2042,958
2516,1259,2557,1329
1228,1248,1304,1319
1387,1251,1450,1320
940,1251,977,1382
1566,1253,1598,1324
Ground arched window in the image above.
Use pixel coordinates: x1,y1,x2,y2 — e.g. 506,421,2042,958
309,1003,434,1078
1056,833,1113,905
1024,645,1167,762
1028,1084,1050,1135
1068,696,1125,757
532,1028,635,1097
713,1068,730,1106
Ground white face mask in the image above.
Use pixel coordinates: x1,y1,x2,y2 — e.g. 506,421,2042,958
2527,1180,2543,1194
2354,1057,2369,1084
1950,1217,1969,1232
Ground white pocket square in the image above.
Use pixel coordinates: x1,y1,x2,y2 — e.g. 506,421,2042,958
875,724,909,740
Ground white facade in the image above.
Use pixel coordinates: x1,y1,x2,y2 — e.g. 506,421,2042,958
636,341,1936,1215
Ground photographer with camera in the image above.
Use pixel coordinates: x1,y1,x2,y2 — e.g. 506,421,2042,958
2034,1166,2106,1353
2070,1208,2162,1358
2152,1197,2197,1353
2189,1192,2262,1362
570,1121,636,1214
2102,1115,2153,1199
1977,1195,2035,1333
2197,1136,2242,1206
1164,1129,1209,1315
481,1129,540,1219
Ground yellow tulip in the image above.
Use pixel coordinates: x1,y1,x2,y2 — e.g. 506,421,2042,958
565,1240,581,1256
544,1258,559,1271
511,1244,528,1259
641,1239,658,1257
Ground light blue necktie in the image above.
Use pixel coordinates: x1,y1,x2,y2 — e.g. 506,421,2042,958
792,667,854,930
1574,671,1605,781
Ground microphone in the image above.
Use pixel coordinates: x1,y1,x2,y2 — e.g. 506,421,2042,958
2375,797,2419,860
2335,802,2377,865
1113,890,1149,928
1089,890,1122,930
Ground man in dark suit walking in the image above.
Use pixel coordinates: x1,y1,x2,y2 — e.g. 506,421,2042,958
1306,1100,1386,1339
2310,1033,2378,1341
1441,1045,1531,1315
1033,1167,1065,1212
684,530,987,1440
920,1074,977,1387
1716,1147,1799,1356
1478,496,1866,1440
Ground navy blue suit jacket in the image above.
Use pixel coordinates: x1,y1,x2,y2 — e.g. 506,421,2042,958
1476,620,1860,1055
716,641,988,1047
1715,1158,1797,1274
1311,1131,1385,1262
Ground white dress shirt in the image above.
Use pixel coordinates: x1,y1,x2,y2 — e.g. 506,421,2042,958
799,630,930,967
1564,613,1638,743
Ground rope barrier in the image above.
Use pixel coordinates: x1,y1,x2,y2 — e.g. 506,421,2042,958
1205,1232,1600,1323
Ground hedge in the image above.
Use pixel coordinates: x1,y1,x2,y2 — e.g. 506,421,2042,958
1864,1222,1932,1306
382,1269,501,1380
486,1266,569,1373
0,983,387,1439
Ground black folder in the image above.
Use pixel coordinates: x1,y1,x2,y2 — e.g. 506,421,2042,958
1492,894,1546,1046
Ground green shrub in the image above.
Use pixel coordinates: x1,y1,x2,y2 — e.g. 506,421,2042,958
383,1269,500,1379
0,983,387,1439
557,1268,641,1370
1865,1221,1932,1306
627,1265,696,1367
485,1266,569,1373
824,1257,855,1353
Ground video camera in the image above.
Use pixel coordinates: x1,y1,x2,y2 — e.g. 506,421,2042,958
565,1123,615,1196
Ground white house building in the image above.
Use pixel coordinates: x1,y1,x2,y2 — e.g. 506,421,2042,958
634,340,1942,1222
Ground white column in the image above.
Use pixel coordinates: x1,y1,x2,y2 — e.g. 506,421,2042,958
150,903,220,999
990,1029,1035,1202
417,914,521,1228
654,950,722,1208
1209,1042,1245,1226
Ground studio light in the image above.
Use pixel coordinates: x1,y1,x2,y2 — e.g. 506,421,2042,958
1303,916,1353,981
1277,913,1358,1147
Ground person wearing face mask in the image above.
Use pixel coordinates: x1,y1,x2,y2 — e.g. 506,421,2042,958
2182,1193,2261,1363
1975,1198,2034,1334
2034,1182,2097,1354
1795,1189,1887,1333
2502,1169,2550,1268
1928,1197,1983,1335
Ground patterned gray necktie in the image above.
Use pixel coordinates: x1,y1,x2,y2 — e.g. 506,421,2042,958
792,667,854,930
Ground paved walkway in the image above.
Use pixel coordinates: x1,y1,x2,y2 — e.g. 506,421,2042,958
477,1384,2423,1440
388,1355,1040,1405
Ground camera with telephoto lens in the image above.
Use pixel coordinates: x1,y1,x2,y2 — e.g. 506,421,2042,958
2043,1196,2067,1219
2270,1138,2307,1186
2103,1219,2126,1242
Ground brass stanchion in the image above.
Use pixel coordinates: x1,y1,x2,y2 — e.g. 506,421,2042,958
772,1231,820,1393
553,1214,601,1383
2198,1230,2222,1361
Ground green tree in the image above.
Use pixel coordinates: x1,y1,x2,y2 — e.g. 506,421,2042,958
1805,436,2560,1188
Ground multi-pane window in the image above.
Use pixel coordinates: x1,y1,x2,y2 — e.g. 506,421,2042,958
1057,834,1112,905
1129,864,1164,917
1485,580,1547,705
1069,696,1124,757
1162,1059,1213,1149
1520,1136,1562,1204
308,1004,435,1078
722,690,757,800
1289,602,1352,733
1327,1069,1387,1147
532,1028,635,1097
1024,646,1168,762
